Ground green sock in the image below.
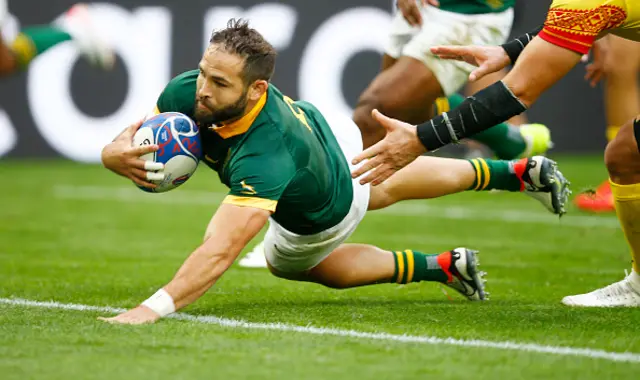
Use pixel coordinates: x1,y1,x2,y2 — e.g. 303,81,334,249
391,250,452,284
467,158,525,192
11,26,72,67
435,94,527,159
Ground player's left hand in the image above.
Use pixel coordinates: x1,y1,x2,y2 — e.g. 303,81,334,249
430,44,510,82
98,305,161,325
351,110,426,186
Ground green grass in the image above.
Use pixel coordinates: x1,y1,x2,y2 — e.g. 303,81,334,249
1,155,640,379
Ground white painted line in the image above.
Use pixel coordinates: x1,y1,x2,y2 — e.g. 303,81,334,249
53,185,621,228
1,297,639,363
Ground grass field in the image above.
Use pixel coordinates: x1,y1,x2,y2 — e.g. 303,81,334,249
1,155,640,379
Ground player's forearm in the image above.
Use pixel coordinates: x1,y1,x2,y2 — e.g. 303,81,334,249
164,242,241,310
501,25,544,64
416,81,526,150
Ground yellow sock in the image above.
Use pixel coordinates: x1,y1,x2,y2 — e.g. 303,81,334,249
610,180,640,273
607,126,621,142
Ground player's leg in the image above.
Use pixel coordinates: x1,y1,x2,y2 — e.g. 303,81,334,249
0,33,17,75
562,116,640,307
309,245,485,299
575,36,640,212
353,56,443,149
264,202,486,300
366,155,570,215
380,54,397,71
0,3,113,76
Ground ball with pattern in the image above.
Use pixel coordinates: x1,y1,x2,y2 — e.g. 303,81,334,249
133,112,202,193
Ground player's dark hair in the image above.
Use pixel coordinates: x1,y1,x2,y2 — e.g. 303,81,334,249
209,18,277,85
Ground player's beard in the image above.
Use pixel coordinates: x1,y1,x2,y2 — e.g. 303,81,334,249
195,88,249,127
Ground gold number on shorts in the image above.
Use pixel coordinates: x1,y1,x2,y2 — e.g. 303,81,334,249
284,96,312,132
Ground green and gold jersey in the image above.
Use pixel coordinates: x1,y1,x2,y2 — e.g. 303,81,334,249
438,0,514,14
154,70,353,235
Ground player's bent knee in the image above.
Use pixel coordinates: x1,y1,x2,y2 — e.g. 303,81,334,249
605,117,640,182
266,261,311,282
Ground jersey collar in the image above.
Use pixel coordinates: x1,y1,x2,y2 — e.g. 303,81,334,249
211,91,267,139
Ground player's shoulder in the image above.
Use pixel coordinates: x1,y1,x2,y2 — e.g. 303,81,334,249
157,70,198,116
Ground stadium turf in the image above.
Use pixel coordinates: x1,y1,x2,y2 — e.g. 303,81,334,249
1,155,639,379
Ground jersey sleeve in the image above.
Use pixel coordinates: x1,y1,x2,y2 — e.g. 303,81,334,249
154,70,199,117
222,147,296,212
539,0,628,54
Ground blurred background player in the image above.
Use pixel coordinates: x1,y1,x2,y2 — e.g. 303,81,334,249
0,2,113,77
574,35,640,213
353,0,552,159
239,0,552,268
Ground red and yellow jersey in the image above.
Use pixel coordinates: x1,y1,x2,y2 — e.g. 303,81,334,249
539,0,640,54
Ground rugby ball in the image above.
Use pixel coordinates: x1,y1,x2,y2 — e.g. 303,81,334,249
133,112,202,193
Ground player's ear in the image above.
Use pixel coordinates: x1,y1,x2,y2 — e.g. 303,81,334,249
248,80,268,101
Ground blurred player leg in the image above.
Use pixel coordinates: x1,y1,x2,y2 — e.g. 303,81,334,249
0,33,17,74
563,117,640,307
0,3,113,77
575,36,640,213
353,55,443,149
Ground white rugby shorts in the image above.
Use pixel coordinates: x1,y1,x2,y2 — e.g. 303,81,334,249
385,4,514,96
263,114,370,274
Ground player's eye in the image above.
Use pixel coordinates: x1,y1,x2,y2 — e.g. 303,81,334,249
215,81,227,88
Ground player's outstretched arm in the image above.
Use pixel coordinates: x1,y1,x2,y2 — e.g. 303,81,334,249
99,204,270,325
352,38,582,185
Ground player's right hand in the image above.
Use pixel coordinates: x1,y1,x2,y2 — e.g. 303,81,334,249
100,120,165,188
351,110,426,186
397,0,439,27
430,44,511,82
583,36,610,87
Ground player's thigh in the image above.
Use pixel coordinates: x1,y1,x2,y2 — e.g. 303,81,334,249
605,116,640,183
381,54,397,71
356,56,443,124
263,223,354,277
606,35,640,75
264,185,369,277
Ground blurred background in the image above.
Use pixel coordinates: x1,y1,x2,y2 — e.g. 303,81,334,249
0,0,606,163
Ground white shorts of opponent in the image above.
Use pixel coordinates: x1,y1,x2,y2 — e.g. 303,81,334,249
263,114,371,274
385,4,514,96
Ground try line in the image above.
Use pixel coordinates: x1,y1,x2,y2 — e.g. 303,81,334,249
1,297,639,364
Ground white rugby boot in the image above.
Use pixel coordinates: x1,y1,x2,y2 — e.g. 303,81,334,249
562,271,640,307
